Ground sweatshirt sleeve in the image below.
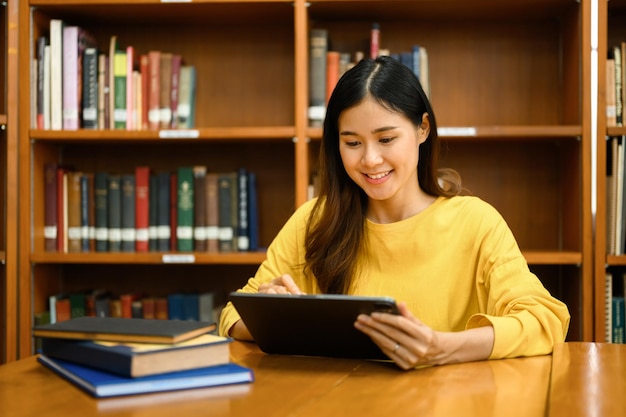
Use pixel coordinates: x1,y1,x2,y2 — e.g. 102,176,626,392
465,212,570,359
218,200,320,337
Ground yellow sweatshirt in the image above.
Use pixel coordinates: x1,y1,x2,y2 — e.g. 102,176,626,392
219,195,570,359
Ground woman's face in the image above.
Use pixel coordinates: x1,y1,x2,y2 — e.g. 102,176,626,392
338,97,429,205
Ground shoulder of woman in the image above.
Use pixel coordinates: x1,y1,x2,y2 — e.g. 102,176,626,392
443,195,504,221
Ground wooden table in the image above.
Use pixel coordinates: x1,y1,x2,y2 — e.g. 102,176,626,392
0,341,623,416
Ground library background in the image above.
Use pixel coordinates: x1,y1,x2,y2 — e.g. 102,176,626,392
2,0,626,364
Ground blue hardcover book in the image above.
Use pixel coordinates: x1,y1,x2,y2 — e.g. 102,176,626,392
247,171,259,251
37,354,254,398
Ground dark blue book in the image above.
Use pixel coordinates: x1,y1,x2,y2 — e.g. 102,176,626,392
247,171,259,251
37,354,254,398
40,333,231,377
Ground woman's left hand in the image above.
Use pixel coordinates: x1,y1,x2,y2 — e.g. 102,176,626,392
354,302,494,370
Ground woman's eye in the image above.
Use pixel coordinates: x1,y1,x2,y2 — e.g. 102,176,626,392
345,141,360,147
379,137,394,144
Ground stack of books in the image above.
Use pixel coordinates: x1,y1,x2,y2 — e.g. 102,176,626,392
32,316,254,398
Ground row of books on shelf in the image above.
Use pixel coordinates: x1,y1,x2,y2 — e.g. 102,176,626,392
38,289,222,326
45,164,259,254
606,270,626,344
32,317,254,398
33,19,196,131
607,43,626,127
606,136,626,255
308,24,430,127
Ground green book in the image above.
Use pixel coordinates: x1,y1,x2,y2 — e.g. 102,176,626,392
177,167,194,252
113,50,127,129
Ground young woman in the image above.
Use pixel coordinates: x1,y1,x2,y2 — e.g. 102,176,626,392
219,55,570,370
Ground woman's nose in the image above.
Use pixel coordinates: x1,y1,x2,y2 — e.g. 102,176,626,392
361,146,383,167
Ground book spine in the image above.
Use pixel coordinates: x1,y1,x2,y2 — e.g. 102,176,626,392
614,45,623,127
206,173,219,252
121,174,136,252
169,172,178,251
159,53,173,129
157,172,171,251
247,171,259,252
612,296,625,343
370,22,380,59
98,54,107,130
94,172,109,252
82,47,99,129
325,51,340,105
113,50,127,129
62,25,79,130
193,166,208,251
44,163,58,251
126,46,135,131
308,29,328,127
148,174,159,251
36,36,48,129
57,169,69,252
176,167,194,252
107,175,122,252
43,45,51,129
135,166,150,252
170,54,182,129
87,173,96,251
140,54,150,130
167,293,184,320
80,174,90,252
237,168,249,251
148,51,161,130
50,19,64,130
178,65,197,128
218,173,235,252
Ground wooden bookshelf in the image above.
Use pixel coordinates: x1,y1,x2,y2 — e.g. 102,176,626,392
595,0,626,342
15,0,593,357
2,0,19,364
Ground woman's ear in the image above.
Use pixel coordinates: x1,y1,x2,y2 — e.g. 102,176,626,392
418,113,430,143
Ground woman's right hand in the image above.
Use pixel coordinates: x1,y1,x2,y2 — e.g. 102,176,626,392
258,274,304,295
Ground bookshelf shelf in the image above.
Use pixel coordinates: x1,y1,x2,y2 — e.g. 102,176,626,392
29,126,297,142
30,251,267,265
14,0,593,357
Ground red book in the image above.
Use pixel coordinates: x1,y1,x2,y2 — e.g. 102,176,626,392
155,297,168,319
169,172,178,251
135,166,150,252
119,294,134,318
148,51,161,130
140,54,150,130
370,22,380,59
142,297,155,319
326,51,340,104
169,54,182,128
56,167,71,252
55,298,71,322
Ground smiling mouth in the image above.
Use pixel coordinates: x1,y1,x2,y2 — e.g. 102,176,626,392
365,171,390,180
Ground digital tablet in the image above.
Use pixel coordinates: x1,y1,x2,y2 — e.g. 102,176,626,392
228,292,399,360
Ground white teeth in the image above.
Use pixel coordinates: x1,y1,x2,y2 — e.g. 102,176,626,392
366,171,389,180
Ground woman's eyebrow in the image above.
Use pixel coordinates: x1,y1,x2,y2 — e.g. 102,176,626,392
340,126,398,136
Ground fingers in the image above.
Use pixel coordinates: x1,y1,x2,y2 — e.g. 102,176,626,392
257,274,304,295
279,274,304,295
